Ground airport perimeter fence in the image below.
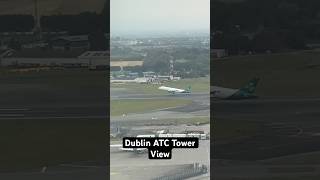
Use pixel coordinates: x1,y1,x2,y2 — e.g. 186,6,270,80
152,163,208,180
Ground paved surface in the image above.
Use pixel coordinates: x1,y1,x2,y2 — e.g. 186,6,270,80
0,86,108,179
0,89,108,120
110,92,210,123
110,140,210,180
0,104,107,120
110,89,211,180
213,96,320,179
0,166,107,180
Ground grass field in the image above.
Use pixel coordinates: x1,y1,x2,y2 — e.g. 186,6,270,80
111,99,192,116
212,50,320,97
111,77,210,95
0,69,108,171
0,69,107,90
0,119,106,172
154,117,210,125
119,117,210,126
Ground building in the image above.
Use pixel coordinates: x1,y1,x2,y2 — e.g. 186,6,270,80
211,49,227,58
110,60,143,71
78,51,109,69
1,49,109,70
50,35,90,51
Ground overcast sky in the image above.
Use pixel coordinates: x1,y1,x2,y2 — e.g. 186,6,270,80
111,0,210,35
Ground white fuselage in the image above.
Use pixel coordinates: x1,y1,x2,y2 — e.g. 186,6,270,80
211,86,238,99
158,86,188,93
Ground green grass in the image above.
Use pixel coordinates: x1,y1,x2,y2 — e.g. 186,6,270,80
111,99,192,116
0,119,106,172
120,117,210,126
0,69,107,90
0,69,107,171
154,117,210,125
111,77,210,94
212,50,320,97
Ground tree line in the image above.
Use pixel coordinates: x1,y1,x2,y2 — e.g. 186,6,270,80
212,0,320,53
0,3,108,35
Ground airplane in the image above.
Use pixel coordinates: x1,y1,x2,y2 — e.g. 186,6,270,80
211,78,260,99
158,85,191,94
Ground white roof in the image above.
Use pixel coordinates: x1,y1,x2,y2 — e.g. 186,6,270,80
78,51,109,59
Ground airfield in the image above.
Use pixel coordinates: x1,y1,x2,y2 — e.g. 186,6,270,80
0,68,210,179
3,49,320,179
212,50,320,179
110,78,210,180
0,69,108,179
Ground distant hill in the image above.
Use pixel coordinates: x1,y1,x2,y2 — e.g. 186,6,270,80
0,0,106,15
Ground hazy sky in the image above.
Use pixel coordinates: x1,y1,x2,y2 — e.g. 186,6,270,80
111,0,210,35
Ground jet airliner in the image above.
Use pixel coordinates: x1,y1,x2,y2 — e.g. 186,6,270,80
158,86,191,94
211,78,260,99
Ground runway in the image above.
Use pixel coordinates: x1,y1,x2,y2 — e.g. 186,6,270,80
0,86,108,179
0,104,107,120
213,96,320,161
110,140,210,180
0,165,107,180
0,90,108,120
213,97,320,121
110,92,210,123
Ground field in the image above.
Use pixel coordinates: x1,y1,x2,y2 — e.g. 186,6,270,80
0,119,106,171
115,117,210,127
111,99,192,116
0,69,107,89
0,69,107,171
111,77,210,95
212,50,320,97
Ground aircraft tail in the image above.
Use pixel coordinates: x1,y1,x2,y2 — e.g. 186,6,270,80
229,78,259,99
238,77,260,95
185,86,191,93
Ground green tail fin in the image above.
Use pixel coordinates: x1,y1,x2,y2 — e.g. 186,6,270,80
186,86,191,93
229,78,260,99
239,77,260,94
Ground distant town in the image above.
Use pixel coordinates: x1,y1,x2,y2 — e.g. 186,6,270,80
110,34,210,84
